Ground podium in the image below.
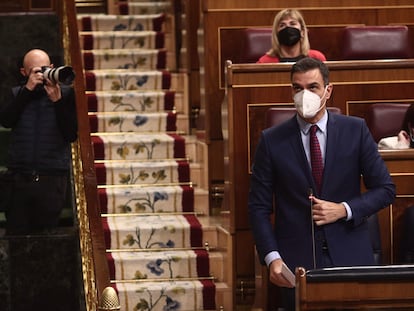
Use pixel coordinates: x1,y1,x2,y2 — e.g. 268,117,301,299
296,265,414,310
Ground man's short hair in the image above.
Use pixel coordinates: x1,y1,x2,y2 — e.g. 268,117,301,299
291,57,330,85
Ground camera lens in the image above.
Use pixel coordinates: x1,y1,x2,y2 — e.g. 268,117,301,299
42,66,75,85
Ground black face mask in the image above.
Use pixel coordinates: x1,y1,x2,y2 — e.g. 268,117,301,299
277,27,301,46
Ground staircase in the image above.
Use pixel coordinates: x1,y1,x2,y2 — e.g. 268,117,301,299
75,0,231,309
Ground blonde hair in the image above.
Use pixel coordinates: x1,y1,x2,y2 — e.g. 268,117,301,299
267,9,310,58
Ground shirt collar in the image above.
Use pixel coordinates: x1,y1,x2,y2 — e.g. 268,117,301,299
297,109,328,135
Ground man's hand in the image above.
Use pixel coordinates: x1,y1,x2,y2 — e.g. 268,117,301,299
268,259,295,288
44,78,61,102
397,130,410,148
310,196,347,226
25,67,44,91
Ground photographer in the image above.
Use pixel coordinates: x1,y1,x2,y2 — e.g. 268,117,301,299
0,48,77,235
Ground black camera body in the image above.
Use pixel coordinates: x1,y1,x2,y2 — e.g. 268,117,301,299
41,66,75,85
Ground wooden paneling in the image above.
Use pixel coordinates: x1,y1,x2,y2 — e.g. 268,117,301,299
203,3,414,140
203,0,414,10
220,25,414,89
197,3,414,215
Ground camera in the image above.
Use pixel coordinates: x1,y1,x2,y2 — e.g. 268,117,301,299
41,66,75,85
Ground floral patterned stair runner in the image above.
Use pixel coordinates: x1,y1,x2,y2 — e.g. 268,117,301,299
80,30,166,50
98,185,194,214
115,280,216,311
91,133,185,161
89,112,177,133
86,90,176,112
103,214,202,250
77,2,216,310
78,13,166,32
119,1,172,15
94,160,190,186
107,249,211,280
83,49,168,71
88,110,177,132
84,69,171,92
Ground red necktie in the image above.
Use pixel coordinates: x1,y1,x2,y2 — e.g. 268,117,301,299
310,125,324,193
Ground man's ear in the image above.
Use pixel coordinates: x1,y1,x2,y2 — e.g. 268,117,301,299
325,83,333,100
19,67,26,77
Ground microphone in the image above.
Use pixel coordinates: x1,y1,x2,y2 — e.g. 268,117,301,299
308,188,316,269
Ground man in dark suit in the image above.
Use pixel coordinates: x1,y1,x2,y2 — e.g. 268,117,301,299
248,57,395,310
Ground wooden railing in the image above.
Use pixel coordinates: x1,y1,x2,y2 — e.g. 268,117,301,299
183,0,201,130
62,0,110,309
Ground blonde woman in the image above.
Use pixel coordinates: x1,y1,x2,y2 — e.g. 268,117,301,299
258,9,326,63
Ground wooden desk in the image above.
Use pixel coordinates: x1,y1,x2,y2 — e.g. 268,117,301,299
296,265,414,310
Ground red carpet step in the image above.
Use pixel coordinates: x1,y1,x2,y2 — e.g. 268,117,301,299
107,249,210,280
88,111,177,132
102,214,202,250
113,279,216,311
86,90,175,112
82,49,167,70
119,2,171,15
91,133,185,161
78,13,166,32
80,31,165,50
94,160,190,185
85,69,171,91
98,185,194,214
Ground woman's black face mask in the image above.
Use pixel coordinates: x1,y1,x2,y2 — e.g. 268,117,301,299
277,27,301,46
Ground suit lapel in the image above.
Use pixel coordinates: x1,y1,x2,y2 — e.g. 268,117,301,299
321,112,339,195
287,116,315,189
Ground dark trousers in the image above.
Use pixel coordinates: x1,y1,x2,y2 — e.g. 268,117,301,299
5,172,68,235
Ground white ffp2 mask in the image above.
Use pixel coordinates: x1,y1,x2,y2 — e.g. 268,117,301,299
294,88,327,119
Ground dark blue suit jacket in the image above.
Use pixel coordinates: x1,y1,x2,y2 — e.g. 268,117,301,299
248,112,395,271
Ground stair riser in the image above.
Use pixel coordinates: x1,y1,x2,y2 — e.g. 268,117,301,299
89,112,174,133
108,250,210,280
103,214,202,250
99,185,193,214
95,160,189,185
77,14,167,32
115,280,215,311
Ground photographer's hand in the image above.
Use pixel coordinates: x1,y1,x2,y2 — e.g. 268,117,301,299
44,78,62,102
25,67,44,91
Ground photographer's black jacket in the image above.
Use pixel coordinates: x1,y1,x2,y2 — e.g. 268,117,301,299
0,84,78,175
